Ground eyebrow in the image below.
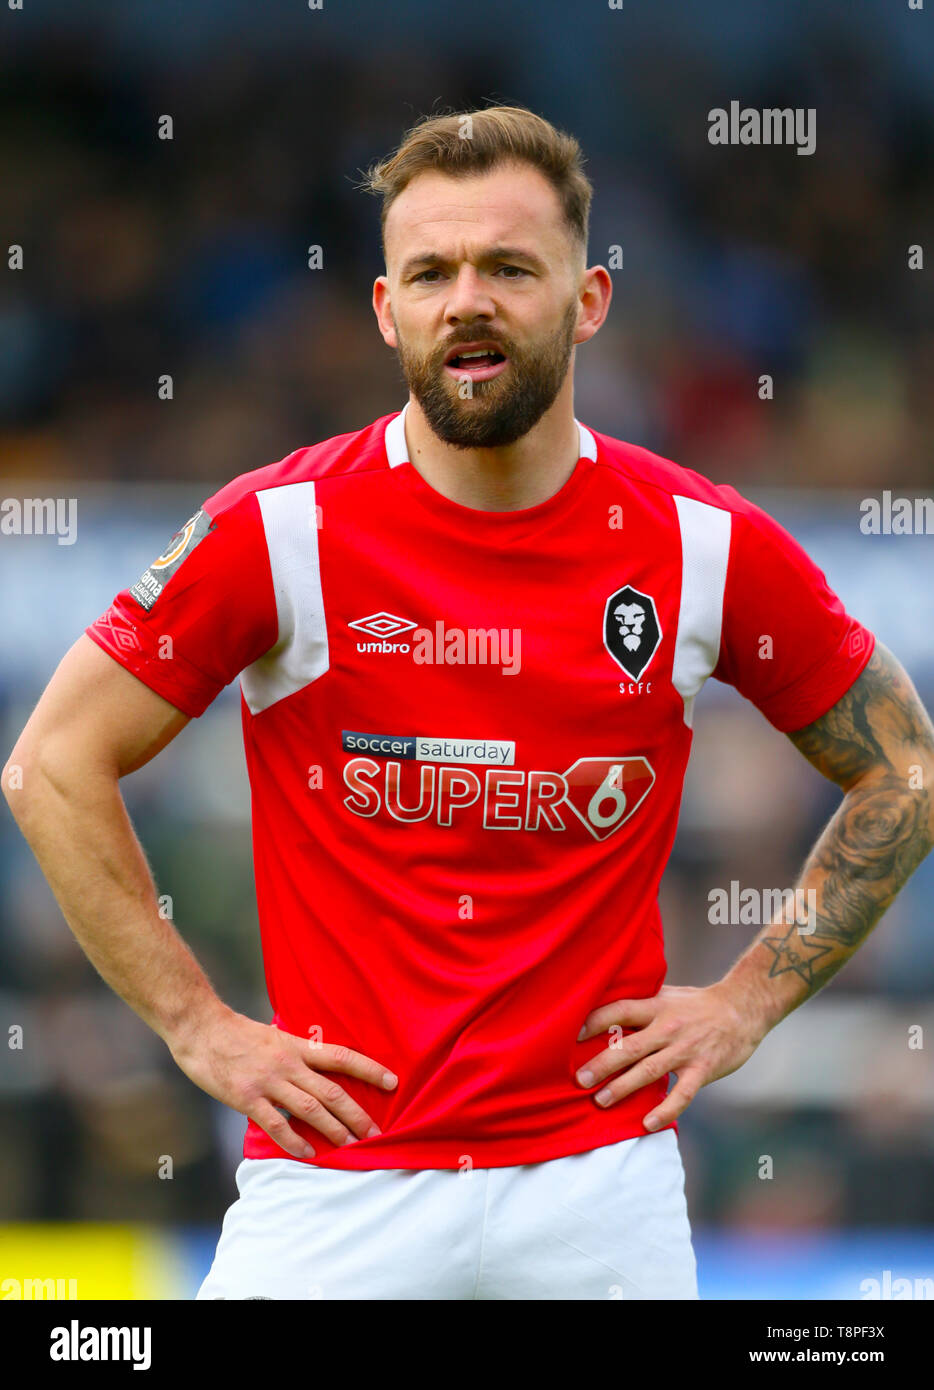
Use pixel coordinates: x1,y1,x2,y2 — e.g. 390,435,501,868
400,245,549,278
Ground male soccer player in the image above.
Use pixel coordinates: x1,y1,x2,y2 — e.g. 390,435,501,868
5,106,934,1300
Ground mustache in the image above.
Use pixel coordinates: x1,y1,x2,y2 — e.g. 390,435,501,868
436,333,512,359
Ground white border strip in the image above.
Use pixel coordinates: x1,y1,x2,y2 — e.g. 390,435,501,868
671,495,731,727
241,480,329,714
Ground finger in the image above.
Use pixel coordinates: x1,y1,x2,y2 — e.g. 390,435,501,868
642,1068,706,1131
577,996,659,1041
301,1039,398,1092
589,1051,677,1108
250,1099,317,1159
575,1028,668,1089
270,1080,361,1148
287,1071,382,1142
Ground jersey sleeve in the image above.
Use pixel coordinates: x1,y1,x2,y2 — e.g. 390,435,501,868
85,492,278,717
712,493,876,733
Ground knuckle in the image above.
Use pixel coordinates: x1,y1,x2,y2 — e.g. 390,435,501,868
328,1044,352,1067
321,1081,345,1105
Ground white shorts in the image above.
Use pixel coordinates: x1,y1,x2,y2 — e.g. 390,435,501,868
196,1127,698,1300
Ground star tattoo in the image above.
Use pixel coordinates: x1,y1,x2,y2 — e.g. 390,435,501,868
762,929,833,984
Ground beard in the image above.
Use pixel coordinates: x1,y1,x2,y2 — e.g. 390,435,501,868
393,298,578,450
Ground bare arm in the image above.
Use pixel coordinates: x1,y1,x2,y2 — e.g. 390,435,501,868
721,639,934,1029
3,635,205,1039
2,635,396,1155
574,641,934,1130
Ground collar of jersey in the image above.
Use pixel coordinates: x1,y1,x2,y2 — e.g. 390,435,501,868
384,402,599,530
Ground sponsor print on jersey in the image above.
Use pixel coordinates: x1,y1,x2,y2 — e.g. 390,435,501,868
130,509,215,612
342,753,654,839
342,732,515,765
348,615,521,673
561,756,655,840
603,585,662,680
347,612,418,639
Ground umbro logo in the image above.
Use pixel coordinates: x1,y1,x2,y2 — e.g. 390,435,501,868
348,613,521,672
95,610,142,654
347,612,418,638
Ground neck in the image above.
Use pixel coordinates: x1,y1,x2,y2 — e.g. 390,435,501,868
401,384,581,512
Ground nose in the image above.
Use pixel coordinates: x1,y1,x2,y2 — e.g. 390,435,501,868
444,264,496,326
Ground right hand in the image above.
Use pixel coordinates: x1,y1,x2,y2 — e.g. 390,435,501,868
168,1006,398,1158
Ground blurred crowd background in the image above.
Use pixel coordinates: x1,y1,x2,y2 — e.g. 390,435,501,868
1,0,933,1297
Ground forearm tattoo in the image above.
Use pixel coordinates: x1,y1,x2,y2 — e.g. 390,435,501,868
758,644,934,1000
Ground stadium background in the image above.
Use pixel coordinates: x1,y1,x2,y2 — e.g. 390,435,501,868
1,0,933,1299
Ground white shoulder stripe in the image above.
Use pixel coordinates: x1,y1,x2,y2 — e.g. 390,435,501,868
240,481,329,715
671,495,732,727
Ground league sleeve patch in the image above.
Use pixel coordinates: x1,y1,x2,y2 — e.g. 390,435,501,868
129,508,215,611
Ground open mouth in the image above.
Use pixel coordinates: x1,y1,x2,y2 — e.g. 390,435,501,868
447,349,506,368
443,345,510,381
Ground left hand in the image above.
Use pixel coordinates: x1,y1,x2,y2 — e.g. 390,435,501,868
574,982,767,1132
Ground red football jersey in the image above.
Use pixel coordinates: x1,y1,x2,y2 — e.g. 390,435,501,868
86,405,875,1169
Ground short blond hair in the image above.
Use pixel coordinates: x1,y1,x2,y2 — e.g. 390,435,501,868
359,104,592,261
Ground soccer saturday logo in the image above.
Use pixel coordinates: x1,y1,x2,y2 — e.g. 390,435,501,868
342,731,515,765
